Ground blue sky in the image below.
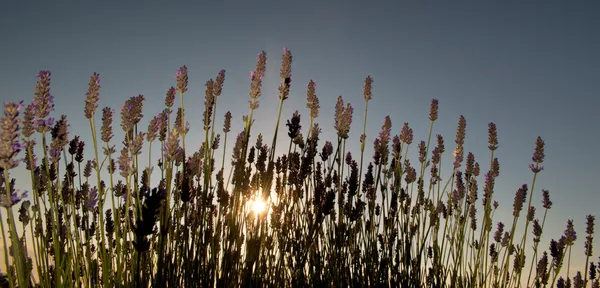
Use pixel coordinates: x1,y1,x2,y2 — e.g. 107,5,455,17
1,0,599,277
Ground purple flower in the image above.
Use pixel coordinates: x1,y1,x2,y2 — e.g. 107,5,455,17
429,99,439,121
36,117,55,132
176,65,188,93
542,189,552,209
530,136,545,173
564,219,577,246
84,72,101,119
513,184,528,217
0,189,28,208
1,101,25,169
88,187,98,209
418,140,426,163
33,70,54,121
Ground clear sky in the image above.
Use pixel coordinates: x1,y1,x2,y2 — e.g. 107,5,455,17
1,0,599,278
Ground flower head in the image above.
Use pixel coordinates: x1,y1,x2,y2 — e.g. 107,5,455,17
176,65,188,94
542,189,552,209
1,101,24,170
564,219,577,246
249,51,267,108
147,113,162,142
33,70,54,120
121,95,145,133
418,140,426,163
279,48,292,100
400,123,413,145
214,69,226,97
165,86,176,108
363,76,373,101
456,115,467,146
334,96,353,139
513,184,528,217
50,114,69,148
286,110,302,139
84,72,101,119
87,186,98,209
530,136,545,173
306,80,319,119
0,188,28,208
118,147,132,178
223,111,232,133
22,102,36,138
488,122,498,151
429,99,439,121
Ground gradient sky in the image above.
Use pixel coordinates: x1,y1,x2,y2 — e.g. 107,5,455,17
1,0,599,278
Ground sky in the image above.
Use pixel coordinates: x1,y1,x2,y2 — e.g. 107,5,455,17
0,0,599,281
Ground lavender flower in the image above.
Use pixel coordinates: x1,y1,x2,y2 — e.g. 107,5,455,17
455,115,466,146
0,189,28,208
212,134,221,150
306,80,319,119
22,103,35,138
400,123,413,145
165,86,176,108
418,140,426,163
334,96,353,139
68,136,80,156
533,219,543,242
87,186,98,209
530,136,545,173
279,48,292,100
286,111,302,139
513,184,528,217
147,113,162,143
203,80,215,131
121,95,145,133
321,141,333,162
488,122,498,151
231,131,245,164
50,114,69,148
564,219,577,246
163,130,181,164
491,157,500,177
375,116,392,165
84,72,101,119
76,140,85,162
129,132,145,156
429,99,439,121
527,205,536,222
214,69,226,97
118,147,132,178
436,134,445,154
175,107,189,135
223,111,232,133
1,101,24,170
33,70,54,122
363,76,373,101
249,51,267,109
466,152,475,176
452,146,463,169
574,272,584,288
585,215,595,256
176,65,188,94
542,189,552,209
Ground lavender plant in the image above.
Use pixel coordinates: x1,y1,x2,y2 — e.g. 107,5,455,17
0,49,598,288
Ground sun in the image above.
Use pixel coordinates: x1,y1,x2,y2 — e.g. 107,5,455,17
251,198,266,214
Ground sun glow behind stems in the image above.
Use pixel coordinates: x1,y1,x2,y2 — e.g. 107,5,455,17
246,188,272,216
250,198,266,214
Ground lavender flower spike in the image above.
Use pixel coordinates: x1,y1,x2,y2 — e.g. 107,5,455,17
0,189,28,208
0,101,24,170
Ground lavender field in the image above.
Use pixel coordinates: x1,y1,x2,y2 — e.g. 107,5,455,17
2,2,600,288
0,48,598,287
